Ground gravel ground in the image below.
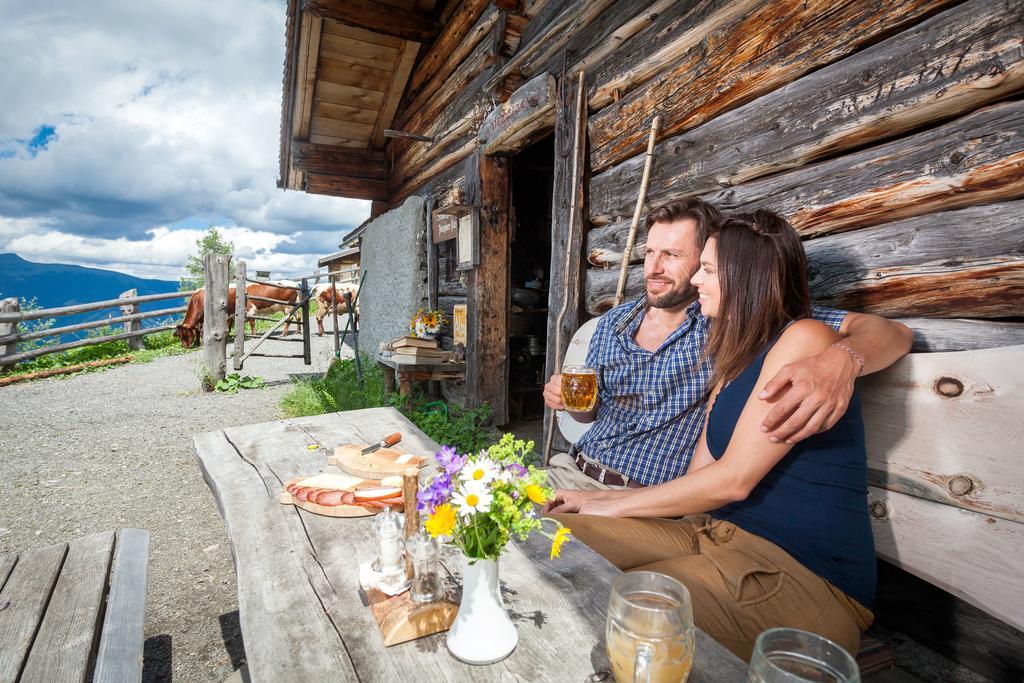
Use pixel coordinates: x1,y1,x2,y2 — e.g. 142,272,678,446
0,332,344,682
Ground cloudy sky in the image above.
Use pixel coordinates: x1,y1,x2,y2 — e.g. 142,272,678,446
0,0,369,281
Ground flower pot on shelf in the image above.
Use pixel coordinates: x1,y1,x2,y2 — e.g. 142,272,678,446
446,555,518,665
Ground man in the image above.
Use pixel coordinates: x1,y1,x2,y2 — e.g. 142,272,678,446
542,198,912,490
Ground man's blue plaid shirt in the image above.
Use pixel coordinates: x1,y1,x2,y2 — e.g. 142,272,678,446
575,297,847,486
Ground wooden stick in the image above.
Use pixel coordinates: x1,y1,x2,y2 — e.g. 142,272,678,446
0,356,133,387
544,69,587,465
614,115,660,307
234,261,247,371
402,468,419,580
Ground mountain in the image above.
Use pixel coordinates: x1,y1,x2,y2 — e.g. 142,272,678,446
0,253,185,343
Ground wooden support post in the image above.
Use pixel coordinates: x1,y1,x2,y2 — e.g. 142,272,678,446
0,298,19,373
119,289,143,351
425,199,438,311
543,69,587,462
301,278,311,366
202,253,230,388
330,274,340,358
234,262,246,371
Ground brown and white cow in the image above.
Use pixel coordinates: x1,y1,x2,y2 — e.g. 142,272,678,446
314,282,359,336
174,282,300,348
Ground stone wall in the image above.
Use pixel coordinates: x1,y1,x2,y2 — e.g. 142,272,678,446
357,196,426,359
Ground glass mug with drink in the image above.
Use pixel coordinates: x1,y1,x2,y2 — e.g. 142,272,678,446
747,628,860,683
606,571,694,683
561,365,598,412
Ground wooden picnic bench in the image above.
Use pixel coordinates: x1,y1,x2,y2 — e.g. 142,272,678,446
0,528,150,683
194,407,748,681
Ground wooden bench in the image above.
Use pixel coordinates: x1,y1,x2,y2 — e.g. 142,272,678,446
557,322,1024,677
0,529,150,683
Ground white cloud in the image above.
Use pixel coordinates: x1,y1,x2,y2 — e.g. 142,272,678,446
0,0,370,272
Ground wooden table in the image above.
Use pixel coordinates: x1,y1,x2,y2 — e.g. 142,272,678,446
194,407,747,682
0,529,149,683
377,355,466,408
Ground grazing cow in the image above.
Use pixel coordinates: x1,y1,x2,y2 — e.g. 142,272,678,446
315,282,359,336
174,282,301,348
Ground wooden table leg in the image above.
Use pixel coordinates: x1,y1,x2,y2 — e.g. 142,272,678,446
381,362,396,394
397,372,413,411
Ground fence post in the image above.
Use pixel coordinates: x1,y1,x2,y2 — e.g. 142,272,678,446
203,253,230,388
301,278,311,366
233,261,246,371
330,273,340,358
0,298,19,373
119,289,143,351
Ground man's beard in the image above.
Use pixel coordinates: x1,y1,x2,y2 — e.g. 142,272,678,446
646,279,695,309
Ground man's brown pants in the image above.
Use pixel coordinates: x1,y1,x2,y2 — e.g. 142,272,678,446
549,512,873,662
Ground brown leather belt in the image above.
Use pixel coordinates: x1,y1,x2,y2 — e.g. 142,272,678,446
570,448,644,488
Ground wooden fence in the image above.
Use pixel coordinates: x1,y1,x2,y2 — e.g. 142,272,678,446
0,289,195,372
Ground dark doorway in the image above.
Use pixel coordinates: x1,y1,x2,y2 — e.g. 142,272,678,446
506,133,554,437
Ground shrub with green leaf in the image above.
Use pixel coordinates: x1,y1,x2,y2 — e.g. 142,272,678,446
215,373,267,393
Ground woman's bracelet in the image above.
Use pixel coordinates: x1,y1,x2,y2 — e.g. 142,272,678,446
831,341,865,376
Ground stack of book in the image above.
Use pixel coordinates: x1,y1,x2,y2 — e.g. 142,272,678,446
392,336,447,364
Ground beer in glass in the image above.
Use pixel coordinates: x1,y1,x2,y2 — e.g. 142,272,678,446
606,571,694,683
561,365,598,412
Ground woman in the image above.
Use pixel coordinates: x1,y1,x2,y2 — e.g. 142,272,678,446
548,210,875,659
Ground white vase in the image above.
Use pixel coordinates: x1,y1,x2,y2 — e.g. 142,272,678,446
446,555,518,664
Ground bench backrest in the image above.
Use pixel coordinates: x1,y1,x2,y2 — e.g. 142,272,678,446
557,320,1024,630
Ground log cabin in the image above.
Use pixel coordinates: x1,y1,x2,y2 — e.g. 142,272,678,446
277,1,1024,676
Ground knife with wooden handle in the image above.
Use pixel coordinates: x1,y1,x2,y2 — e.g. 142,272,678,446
361,432,401,454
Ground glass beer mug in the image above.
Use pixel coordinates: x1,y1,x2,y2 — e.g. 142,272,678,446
561,365,598,412
747,628,860,683
607,571,694,683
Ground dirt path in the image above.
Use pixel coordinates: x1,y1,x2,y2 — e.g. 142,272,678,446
0,332,346,682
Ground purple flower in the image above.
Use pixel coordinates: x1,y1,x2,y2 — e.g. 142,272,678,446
417,472,453,512
506,463,528,478
435,445,467,476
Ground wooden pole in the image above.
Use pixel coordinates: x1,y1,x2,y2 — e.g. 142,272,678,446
203,253,230,388
0,356,133,387
0,298,19,373
301,278,311,366
614,115,660,307
402,467,419,580
119,289,143,351
544,69,587,465
234,261,247,371
330,274,340,358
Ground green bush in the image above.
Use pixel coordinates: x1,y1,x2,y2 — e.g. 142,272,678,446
280,356,496,453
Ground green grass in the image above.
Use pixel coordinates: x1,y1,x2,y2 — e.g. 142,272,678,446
281,356,497,454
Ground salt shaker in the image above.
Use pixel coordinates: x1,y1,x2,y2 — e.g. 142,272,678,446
373,506,406,584
407,532,444,603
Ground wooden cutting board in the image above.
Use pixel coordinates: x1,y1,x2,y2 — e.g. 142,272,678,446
280,475,385,518
329,445,429,480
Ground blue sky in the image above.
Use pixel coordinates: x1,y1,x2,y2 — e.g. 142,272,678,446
0,0,370,280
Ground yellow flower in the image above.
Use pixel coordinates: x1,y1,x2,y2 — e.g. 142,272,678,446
525,484,547,505
550,526,571,560
425,503,457,538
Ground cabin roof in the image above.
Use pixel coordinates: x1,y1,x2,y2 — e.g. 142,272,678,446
278,0,441,200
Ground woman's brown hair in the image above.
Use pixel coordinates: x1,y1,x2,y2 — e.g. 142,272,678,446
706,209,811,385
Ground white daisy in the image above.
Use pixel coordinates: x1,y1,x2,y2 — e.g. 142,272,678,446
453,481,493,517
458,456,499,485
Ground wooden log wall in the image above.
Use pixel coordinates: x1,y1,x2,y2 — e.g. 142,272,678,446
380,0,1024,671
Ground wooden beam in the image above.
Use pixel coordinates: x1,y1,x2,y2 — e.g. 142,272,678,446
372,40,419,148
805,201,1024,318
466,153,510,424
543,69,588,457
587,0,958,173
291,142,388,177
898,318,1024,354
588,0,1024,225
479,73,556,155
292,12,323,143
405,0,490,99
305,173,389,201
303,0,437,42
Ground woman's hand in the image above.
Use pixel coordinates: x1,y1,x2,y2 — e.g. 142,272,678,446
544,488,629,516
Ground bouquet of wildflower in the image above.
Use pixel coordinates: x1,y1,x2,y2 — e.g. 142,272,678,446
418,434,571,561
410,308,447,337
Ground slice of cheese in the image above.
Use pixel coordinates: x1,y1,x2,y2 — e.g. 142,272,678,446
353,487,402,501
380,475,403,488
297,473,365,490
395,453,416,464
